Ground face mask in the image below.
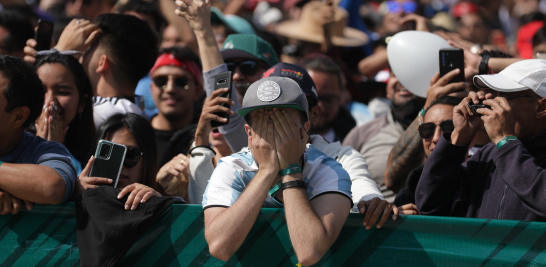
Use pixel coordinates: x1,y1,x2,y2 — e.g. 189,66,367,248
391,97,426,130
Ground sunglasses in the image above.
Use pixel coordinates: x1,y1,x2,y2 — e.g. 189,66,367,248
124,147,143,168
226,60,264,76
386,1,417,14
418,120,454,139
153,75,190,90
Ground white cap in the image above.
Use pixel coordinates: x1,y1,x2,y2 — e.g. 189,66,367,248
473,59,546,98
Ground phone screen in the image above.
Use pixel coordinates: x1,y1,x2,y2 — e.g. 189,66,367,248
35,19,54,51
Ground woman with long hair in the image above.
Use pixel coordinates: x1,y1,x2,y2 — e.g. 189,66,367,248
76,113,164,209
34,53,95,175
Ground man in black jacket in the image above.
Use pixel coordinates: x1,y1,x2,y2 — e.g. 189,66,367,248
416,59,546,221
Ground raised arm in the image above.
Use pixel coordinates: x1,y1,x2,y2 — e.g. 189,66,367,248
158,0,198,54
384,69,468,192
176,0,247,152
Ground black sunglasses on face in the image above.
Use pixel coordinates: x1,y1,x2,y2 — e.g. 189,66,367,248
153,75,190,90
226,60,262,76
418,120,454,139
124,147,143,168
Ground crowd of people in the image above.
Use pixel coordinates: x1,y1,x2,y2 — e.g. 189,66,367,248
0,0,545,265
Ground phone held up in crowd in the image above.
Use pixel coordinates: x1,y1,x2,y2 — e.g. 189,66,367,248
34,19,54,51
90,140,127,188
439,48,465,84
211,71,233,127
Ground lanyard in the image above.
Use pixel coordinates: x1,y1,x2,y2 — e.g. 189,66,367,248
268,181,282,198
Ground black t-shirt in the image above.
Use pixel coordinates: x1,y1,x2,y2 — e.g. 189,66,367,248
394,165,424,207
154,124,197,167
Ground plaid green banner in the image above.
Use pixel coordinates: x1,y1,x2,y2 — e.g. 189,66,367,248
1,203,546,266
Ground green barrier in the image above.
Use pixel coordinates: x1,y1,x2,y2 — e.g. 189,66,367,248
1,202,546,266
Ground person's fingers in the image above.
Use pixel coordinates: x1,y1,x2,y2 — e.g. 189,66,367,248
117,184,135,199
131,189,148,210
2,195,11,215
140,191,154,204
300,127,309,145
81,156,95,178
266,118,276,146
437,81,467,96
429,72,440,86
377,203,394,228
270,111,288,143
255,110,265,138
86,176,113,185
392,205,399,220
447,40,462,49
483,98,504,110
25,201,33,211
493,96,511,110
367,201,387,229
203,105,234,117
26,38,37,47
357,200,366,214
210,87,229,99
24,45,37,56
436,68,461,86
476,90,487,101
206,95,234,108
461,97,474,117
11,196,21,215
125,189,138,210
272,108,293,136
84,29,101,47
362,198,379,228
280,108,299,135
468,91,480,104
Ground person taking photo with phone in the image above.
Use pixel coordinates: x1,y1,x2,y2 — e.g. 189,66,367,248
76,113,163,210
416,59,546,221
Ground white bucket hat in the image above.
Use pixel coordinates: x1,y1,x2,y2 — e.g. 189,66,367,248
473,59,546,98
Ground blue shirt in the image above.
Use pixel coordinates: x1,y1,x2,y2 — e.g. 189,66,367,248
134,75,158,120
202,145,353,209
0,132,77,202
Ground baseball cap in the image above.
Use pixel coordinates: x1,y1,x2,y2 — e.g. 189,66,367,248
221,34,279,67
473,59,546,97
261,62,318,102
237,77,309,120
210,7,256,35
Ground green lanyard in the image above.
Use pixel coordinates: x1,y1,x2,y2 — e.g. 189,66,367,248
268,181,282,198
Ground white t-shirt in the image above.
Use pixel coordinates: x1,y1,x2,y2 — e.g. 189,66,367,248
202,144,353,209
93,96,142,128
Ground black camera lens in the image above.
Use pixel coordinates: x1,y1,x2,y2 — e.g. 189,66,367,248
99,144,111,158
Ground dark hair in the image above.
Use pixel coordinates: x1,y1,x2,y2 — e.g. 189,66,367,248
300,55,343,90
96,13,159,84
158,46,202,71
0,55,44,128
118,0,165,32
92,113,161,192
520,12,545,26
533,27,546,49
0,10,34,54
424,96,461,115
35,53,95,165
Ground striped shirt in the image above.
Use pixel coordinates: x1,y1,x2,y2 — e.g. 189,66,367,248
93,96,142,128
202,144,352,209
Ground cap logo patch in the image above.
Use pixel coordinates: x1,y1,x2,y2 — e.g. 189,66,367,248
262,66,277,78
257,81,281,102
281,68,303,80
223,41,234,49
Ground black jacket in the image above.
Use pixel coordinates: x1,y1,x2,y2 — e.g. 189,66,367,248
76,186,185,267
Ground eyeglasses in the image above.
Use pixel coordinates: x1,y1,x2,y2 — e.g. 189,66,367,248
152,75,190,90
418,120,454,139
124,147,143,168
386,1,417,14
226,60,265,76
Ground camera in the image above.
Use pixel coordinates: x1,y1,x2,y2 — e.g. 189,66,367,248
99,143,112,159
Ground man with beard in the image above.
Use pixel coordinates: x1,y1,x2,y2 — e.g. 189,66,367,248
220,34,278,101
301,56,356,143
343,71,426,202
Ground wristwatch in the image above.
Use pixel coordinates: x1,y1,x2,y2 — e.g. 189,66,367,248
281,180,307,190
479,55,491,75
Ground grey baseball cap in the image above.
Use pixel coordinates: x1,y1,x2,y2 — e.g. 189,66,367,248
236,77,309,120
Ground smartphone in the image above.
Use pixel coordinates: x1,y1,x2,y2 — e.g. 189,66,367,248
467,102,491,117
34,19,54,51
439,48,465,84
89,140,127,188
211,71,233,128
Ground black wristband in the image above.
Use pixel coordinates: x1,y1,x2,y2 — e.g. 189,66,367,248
281,180,307,190
479,55,491,75
188,145,216,155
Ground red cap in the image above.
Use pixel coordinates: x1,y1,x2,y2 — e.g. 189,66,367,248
517,21,545,59
451,1,478,19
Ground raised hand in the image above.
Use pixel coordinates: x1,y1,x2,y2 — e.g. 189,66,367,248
195,88,235,146
247,110,279,174
269,108,308,170
117,183,162,210
480,97,516,145
174,0,211,32
74,156,113,197
36,101,68,144
451,91,490,145
55,19,100,52
425,69,469,109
